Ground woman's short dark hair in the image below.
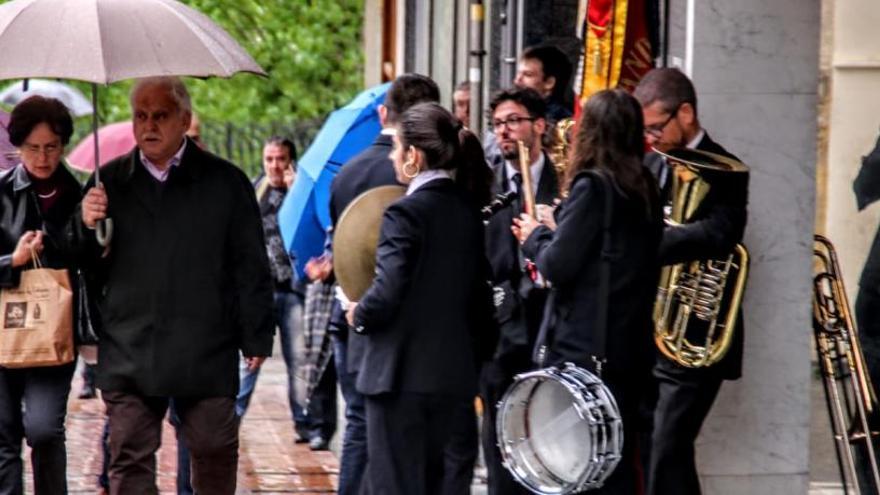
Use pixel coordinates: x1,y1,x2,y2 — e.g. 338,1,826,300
8,95,74,147
398,102,492,206
568,89,656,216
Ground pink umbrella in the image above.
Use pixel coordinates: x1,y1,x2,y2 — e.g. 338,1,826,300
0,111,17,170
66,121,135,172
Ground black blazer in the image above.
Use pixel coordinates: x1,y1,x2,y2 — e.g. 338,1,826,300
353,179,495,396
485,154,559,363
328,133,399,372
329,134,397,226
647,132,749,379
522,170,663,382
77,139,275,397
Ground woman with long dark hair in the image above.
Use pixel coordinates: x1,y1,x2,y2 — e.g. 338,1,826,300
513,88,663,494
345,102,495,494
0,96,82,494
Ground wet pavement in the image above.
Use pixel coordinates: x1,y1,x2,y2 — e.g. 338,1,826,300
25,354,339,494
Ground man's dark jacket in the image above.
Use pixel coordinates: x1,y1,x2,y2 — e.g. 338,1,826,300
646,133,749,380
485,154,558,368
353,179,495,396
77,139,275,397
328,133,398,373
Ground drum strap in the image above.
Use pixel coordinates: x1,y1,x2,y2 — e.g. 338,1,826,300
589,170,614,377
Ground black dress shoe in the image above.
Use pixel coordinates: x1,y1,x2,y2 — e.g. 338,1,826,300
309,436,329,451
294,433,310,444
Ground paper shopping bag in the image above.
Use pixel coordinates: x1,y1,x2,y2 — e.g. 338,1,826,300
0,266,74,368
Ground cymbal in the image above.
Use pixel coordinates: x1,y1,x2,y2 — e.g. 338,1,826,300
334,185,406,301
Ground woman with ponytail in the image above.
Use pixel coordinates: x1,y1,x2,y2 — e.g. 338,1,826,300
513,89,664,494
345,102,496,494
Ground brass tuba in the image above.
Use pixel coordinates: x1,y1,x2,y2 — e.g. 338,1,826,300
813,235,880,493
653,148,750,368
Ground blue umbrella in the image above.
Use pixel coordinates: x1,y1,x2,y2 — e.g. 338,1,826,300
279,82,391,279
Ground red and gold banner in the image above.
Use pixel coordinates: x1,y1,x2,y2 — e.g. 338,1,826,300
577,0,653,108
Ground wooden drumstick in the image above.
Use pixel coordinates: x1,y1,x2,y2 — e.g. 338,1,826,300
516,139,536,217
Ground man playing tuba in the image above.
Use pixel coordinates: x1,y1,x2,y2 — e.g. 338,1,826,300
634,68,750,495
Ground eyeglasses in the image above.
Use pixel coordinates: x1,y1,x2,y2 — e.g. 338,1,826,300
491,115,535,131
20,142,62,157
644,105,681,138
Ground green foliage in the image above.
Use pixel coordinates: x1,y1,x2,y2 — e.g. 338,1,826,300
15,0,365,127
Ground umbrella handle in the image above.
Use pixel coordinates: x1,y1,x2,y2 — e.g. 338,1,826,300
95,218,113,247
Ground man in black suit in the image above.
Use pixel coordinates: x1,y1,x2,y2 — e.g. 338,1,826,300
634,68,749,495
480,87,560,495
325,73,483,495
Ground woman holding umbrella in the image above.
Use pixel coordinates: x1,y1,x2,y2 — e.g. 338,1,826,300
0,95,83,494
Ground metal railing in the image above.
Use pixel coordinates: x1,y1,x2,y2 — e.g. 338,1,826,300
201,118,325,179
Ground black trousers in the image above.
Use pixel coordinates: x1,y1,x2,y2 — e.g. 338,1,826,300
0,362,75,495
647,364,723,495
102,391,238,495
442,399,479,495
364,391,466,495
478,360,533,495
584,372,646,495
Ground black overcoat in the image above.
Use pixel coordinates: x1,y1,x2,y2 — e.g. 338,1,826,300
77,140,274,397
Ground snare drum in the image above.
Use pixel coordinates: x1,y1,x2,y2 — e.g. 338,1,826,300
496,363,623,494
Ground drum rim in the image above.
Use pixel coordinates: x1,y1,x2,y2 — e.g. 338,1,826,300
495,363,624,494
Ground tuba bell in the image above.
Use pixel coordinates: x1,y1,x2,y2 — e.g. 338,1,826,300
652,148,750,368
813,234,880,493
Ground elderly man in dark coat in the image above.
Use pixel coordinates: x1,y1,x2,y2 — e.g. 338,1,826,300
78,76,274,495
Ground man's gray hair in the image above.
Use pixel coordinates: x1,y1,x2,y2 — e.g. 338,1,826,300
130,76,192,114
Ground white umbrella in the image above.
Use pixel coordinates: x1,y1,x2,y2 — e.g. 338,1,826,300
0,0,266,245
0,0,265,83
0,79,94,117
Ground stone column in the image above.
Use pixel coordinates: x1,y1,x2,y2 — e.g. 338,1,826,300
665,0,819,492
823,1,880,298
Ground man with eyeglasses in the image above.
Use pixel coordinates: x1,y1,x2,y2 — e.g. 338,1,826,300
480,87,560,495
634,68,750,495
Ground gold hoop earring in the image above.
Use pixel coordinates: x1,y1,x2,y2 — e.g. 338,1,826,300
403,160,419,179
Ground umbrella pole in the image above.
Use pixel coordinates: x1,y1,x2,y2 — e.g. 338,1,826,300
91,83,113,247
91,84,100,185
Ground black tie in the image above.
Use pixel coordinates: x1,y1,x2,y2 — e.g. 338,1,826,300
510,172,524,213
511,172,523,195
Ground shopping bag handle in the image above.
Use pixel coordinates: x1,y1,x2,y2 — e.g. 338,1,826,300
28,247,43,270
